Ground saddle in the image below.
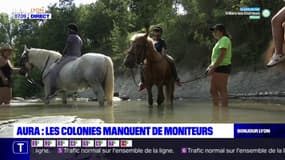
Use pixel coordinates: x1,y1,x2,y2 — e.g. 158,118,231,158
43,56,78,80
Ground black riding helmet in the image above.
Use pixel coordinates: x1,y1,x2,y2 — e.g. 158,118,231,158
210,24,225,33
67,23,79,33
153,26,163,34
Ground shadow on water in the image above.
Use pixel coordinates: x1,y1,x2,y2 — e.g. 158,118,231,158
212,106,229,122
0,103,114,122
148,105,174,122
1,99,285,123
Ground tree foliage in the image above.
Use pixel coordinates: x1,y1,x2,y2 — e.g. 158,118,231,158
0,0,282,97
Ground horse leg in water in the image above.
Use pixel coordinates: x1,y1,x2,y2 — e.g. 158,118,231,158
157,85,165,106
62,91,67,104
72,92,77,101
165,82,174,105
91,83,105,106
170,82,175,105
43,80,50,104
146,85,153,106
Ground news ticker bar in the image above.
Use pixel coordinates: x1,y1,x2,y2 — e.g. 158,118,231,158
4,138,285,160
10,123,285,138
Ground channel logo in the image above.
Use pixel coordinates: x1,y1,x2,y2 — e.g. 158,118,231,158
262,9,271,18
13,141,29,154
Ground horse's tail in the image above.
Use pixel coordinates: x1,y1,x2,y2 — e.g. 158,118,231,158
104,56,114,105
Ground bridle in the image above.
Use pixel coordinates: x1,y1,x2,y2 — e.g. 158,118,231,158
20,50,30,75
127,39,148,87
136,39,164,64
20,49,55,87
138,42,148,65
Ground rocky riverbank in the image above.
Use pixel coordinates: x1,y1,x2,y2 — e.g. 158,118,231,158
75,68,285,101
113,68,285,100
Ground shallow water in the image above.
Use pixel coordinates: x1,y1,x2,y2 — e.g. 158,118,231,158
1,99,285,123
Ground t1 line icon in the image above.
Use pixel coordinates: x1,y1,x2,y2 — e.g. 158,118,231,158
13,141,29,154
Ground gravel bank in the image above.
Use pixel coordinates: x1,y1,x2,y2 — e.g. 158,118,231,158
114,69,285,99
78,68,285,100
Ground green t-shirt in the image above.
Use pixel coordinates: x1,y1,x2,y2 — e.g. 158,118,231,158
211,36,232,66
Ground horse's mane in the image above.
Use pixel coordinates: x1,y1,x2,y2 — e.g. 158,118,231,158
130,33,153,42
29,48,62,58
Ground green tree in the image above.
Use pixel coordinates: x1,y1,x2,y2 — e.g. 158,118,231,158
0,13,20,46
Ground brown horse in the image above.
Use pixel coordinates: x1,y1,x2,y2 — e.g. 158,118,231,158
124,33,175,106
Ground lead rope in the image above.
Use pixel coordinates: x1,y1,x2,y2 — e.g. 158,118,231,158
180,73,208,84
130,68,139,87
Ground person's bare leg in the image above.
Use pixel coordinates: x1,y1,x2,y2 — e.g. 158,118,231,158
272,7,285,55
3,87,12,104
0,87,11,105
221,106,229,121
212,105,220,121
0,87,4,105
215,73,229,107
210,73,219,107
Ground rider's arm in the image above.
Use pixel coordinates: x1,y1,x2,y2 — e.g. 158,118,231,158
62,35,72,56
5,60,20,73
161,40,167,56
12,66,21,73
161,48,167,56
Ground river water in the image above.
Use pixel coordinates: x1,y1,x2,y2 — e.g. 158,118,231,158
0,99,285,123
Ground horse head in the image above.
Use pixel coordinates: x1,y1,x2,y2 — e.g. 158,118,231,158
19,45,32,77
124,32,151,68
19,47,62,78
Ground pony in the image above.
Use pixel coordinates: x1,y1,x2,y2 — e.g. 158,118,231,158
124,32,175,106
20,46,114,106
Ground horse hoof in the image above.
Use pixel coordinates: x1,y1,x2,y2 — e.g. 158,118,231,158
157,101,164,106
43,100,50,105
107,101,113,106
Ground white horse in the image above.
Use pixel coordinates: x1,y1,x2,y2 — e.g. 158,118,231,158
21,47,114,106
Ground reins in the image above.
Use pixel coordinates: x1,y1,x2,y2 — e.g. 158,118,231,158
130,68,139,87
40,55,51,76
180,73,208,84
24,53,60,89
